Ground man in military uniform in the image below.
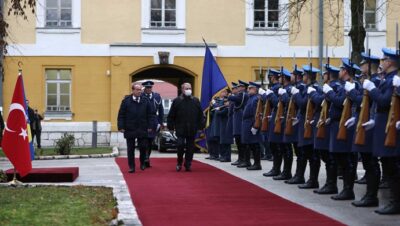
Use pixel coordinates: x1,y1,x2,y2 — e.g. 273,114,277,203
214,88,232,162
362,48,400,214
118,83,154,173
141,81,164,168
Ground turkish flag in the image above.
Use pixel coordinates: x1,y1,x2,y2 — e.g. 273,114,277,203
1,74,32,177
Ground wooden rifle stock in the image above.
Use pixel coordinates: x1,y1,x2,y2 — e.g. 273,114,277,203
254,97,264,129
284,97,296,135
354,90,370,145
316,100,328,139
261,99,272,132
337,97,352,140
304,98,315,139
384,88,400,147
274,100,284,134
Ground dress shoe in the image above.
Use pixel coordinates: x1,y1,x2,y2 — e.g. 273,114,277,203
273,172,292,180
374,202,400,215
220,159,231,163
231,160,241,166
331,189,355,200
247,165,262,170
185,166,192,172
285,176,305,184
140,164,146,171
313,184,338,194
298,180,319,189
352,196,379,207
205,156,211,160
145,162,151,168
237,162,251,168
261,156,273,161
263,169,281,177
128,168,135,173
354,175,367,184
176,165,182,172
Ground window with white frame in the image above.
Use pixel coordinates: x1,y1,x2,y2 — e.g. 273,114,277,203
46,69,71,112
254,0,279,28
45,0,72,27
364,0,376,30
150,0,176,28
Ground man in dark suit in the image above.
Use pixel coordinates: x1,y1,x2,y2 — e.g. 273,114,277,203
167,83,205,172
118,83,154,173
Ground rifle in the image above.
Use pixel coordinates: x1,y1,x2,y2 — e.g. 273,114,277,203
304,59,314,139
316,56,330,139
274,66,285,134
284,58,297,136
261,98,272,132
354,49,372,145
254,96,264,129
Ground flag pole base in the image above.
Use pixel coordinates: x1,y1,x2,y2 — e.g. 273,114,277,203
8,169,23,187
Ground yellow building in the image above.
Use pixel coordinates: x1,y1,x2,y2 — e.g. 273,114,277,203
2,0,399,146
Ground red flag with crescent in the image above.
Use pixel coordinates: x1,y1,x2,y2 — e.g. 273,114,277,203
1,73,32,177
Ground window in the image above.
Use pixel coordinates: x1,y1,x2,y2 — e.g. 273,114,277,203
254,68,269,88
45,0,72,27
364,0,376,30
46,69,71,112
254,0,279,29
150,0,176,28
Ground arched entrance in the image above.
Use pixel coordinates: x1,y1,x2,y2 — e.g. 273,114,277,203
131,65,197,96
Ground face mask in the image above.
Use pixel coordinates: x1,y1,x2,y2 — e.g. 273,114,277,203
184,89,192,96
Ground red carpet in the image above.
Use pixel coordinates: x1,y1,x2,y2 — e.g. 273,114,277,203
116,158,344,226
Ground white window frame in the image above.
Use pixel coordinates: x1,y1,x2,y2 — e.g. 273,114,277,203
252,0,280,29
364,0,377,30
36,0,81,29
45,0,72,27
150,0,177,28
142,0,185,30
45,69,72,112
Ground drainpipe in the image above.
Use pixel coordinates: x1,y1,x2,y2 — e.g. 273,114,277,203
318,0,324,72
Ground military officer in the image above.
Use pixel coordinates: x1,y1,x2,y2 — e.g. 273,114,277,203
215,88,232,162
241,81,263,170
208,96,222,160
362,48,400,214
141,81,164,168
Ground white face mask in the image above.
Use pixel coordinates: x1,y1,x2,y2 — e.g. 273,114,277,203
184,89,192,96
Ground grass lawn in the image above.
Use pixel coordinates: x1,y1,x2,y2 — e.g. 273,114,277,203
0,147,113,157
0,186,117,226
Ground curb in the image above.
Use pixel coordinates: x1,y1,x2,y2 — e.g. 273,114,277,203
0,147,120,161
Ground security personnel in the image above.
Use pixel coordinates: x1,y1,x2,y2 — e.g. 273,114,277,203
229,80,250,167
241,81,263,170
262,69,284,177
215,88,232,162
208,96,222,160
349,53,381,207
224,83,238,162
274,68,294,180
362,48,400,214
312,65,340,195
118,83,154,173
141,81,164,168
323,58,360,200
285,67,306,184
291,65,321,189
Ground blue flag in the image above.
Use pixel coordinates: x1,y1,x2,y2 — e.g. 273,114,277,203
195,43,228,151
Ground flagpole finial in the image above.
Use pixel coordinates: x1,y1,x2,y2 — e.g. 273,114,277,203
18,61,23,74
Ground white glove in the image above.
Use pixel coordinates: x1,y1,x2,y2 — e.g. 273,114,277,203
344,117,356,128
292,118,299,126
258,88,266,95
362,119,375,131
309,120,315,125
325,118,331,125
211,99,216,105
251,127,258,135
396,121,400,130
363,79,376,92
323,84,333,94
278,88,287,95
215,107,220,111
266,89,273,96
307,87,316,94
291,87,299,95
344,81,355,92
156,124,161,131
393,75,400,87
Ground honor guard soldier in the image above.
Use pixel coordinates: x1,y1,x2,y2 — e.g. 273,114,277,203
141,80,164,168
362,48,400,214
223,83,239,162
208,96,222,160
215,88,232,162
241,81,263,170
229,80,250,167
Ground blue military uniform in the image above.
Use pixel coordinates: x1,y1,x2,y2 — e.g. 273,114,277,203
216,95,232,162
207,98,223,159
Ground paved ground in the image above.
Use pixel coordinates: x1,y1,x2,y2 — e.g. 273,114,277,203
2,150,400,226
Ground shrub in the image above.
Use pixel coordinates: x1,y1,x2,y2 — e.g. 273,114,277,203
54,133,75,155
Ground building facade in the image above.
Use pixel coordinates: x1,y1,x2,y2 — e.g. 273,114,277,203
2,0,399,147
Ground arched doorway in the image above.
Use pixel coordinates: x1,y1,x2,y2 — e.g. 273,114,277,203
131,65,197,96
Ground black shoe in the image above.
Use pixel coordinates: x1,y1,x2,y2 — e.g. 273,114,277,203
261,155,273,161
298,180,319,189
313,184,338,194
220,159,231,163
205,156,211,160
145,161,151,168
352,196,379,207
379,179,390,189
355,175,367,184
176,165,182,172
374,201,400,215
185,167,192,172
140,164,146,171
237,162,251,168
273,172,292,180
247,165,262,170
285,176,305,184
128,168,135,173
263,169,281,177
231,160,241,166
331,189,355,200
